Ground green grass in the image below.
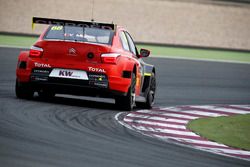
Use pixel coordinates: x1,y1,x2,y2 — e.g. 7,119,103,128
0,34,37,48
187,114,250,150
137,44,250,63
0,34,250,63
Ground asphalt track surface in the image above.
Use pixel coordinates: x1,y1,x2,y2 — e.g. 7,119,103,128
0,47,250,167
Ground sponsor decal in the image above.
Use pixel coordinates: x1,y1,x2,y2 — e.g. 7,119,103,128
31,76,48,82
34,62,51,68
33,69,50,74
49,69,88,80
51,26,63,31
93,82,108,88
59,70,73,77
88,67,106,73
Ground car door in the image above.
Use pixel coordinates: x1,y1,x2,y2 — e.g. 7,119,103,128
124,31,145,95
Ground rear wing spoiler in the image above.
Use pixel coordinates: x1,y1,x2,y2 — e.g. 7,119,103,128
32,17,116,30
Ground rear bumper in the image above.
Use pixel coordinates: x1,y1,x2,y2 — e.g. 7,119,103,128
17,67,130,97
29,81,126,98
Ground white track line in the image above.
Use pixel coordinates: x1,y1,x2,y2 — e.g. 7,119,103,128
136,110,199,119
191,105,250,114
125,115,187,125
124,118,186,129
127,113,189,124
153,135,230,148
166,119,189,124
116,105,250,160
158,108,227,117
230,105,250,110
128,125,199,137
152,55,250,65
199,147,250,156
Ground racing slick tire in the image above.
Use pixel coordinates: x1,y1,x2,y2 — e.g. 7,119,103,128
15,79,34,99
115,73,136,111
136,73,156,109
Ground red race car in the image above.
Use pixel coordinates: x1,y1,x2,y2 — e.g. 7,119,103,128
16,17,156,110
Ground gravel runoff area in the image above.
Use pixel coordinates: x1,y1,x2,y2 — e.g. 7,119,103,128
0,0,250,50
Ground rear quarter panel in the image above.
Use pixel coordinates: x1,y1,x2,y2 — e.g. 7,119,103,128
16,51,31,82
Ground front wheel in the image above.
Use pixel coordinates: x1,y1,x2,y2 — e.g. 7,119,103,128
15,79,34,99
115,73,136,111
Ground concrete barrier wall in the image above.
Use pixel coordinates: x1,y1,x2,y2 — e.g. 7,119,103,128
0,0,250,50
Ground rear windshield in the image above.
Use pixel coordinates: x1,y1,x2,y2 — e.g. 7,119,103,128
44,25,114,45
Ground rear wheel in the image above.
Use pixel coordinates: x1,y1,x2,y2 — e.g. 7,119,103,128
136,73,156,109
15,79,34,99
115,73,136,111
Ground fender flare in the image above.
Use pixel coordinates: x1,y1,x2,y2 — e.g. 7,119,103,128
16,51,29,69
142,65,155,94
18,51,29,62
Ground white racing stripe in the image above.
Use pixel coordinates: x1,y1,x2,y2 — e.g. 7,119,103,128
124,118,186,129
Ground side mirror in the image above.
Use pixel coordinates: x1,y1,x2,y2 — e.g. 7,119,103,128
140,48,150,58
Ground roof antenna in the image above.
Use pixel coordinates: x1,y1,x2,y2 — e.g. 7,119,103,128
91,0,95,22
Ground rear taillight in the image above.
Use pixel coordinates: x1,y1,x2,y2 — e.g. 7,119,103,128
101,53,120,64
29,46,43,57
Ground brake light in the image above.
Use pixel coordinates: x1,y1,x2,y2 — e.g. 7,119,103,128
101,53,120,64
29,46,43,57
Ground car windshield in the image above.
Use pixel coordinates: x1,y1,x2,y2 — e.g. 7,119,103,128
44,25,114,45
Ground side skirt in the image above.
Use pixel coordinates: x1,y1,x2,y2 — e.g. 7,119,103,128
135,95,146,103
